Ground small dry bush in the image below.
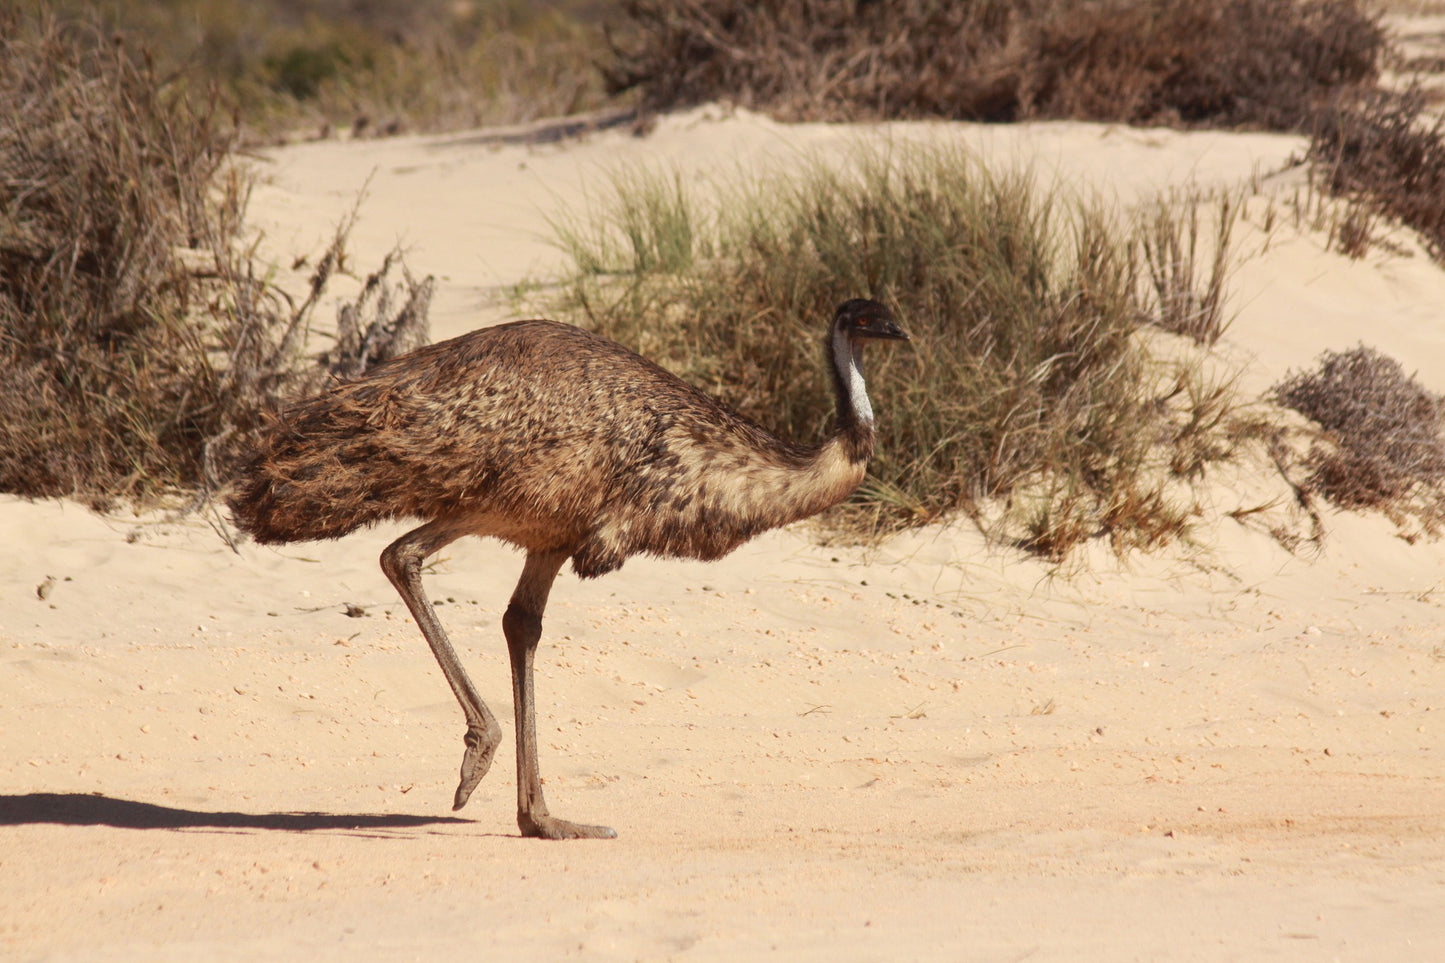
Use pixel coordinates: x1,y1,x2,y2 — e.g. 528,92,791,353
0,13,430,508
1273,346,1445,529
550,148,1248,557
323,248,434,380
606,0,1383,129
1308,87,1445,261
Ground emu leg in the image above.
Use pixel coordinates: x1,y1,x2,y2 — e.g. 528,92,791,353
506,549,616,839
381,521,501,811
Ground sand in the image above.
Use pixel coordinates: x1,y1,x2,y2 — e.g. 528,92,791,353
3,102,1444,960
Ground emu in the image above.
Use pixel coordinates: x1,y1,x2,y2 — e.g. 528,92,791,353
227,298,909,839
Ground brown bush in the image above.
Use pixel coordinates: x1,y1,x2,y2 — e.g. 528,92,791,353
0,13,252,504
605,0,1383,129
0,12,431,507
1273,346,1445,517
1307,87,1445,261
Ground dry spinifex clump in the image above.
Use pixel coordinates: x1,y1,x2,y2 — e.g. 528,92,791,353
0,13,252,505
1273,346,1445,534
550,146,1257,558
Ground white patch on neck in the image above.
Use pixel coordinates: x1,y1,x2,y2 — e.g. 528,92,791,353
833,326,874,427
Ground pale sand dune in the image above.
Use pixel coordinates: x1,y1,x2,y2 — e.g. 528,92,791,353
3,107,1444,959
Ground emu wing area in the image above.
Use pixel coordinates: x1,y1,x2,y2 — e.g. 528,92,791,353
229,320,830,577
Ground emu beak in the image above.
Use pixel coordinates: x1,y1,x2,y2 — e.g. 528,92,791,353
873,319,910,342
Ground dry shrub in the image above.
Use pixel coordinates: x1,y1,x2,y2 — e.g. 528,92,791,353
551,149,1246,556
606,0,1383,129
0,12,431,508
1273,346,1445,526
324,249,434,380
0,13,254,504
1016,0,1380,127
1307,87,1445,260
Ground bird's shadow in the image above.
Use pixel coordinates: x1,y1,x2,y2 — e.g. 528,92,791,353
0,792,474,835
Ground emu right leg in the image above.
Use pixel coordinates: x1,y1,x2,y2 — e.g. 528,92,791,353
505,550,615,840
381,522,501,811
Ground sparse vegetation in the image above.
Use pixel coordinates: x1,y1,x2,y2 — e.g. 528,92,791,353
46,0,611,140
1308,86,1445,261
604,0,1445,273
606,0,1384,128
549,148,1251,556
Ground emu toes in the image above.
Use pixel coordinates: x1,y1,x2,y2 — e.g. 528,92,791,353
518,813,617,840
451,724,499,811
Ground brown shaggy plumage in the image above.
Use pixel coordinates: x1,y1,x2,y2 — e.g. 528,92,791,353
226,299,907,838
231,307,899,576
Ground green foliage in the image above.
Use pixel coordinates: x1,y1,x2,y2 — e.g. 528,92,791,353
549,147,1245,556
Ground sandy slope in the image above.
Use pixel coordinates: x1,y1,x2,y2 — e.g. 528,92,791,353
3,106,1444,960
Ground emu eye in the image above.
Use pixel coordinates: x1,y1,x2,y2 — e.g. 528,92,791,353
858,317,871,326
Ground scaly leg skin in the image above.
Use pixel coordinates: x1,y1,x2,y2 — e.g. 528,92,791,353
506,550,616,840
381,522,503,811
453,719,500,811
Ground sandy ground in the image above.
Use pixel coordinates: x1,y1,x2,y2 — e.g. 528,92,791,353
4,101,1445,960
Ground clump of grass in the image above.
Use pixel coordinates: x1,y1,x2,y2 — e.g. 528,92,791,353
0,12,431,509
1135,190,1239,345
549,146,1248,557
1273,346,1445,531
605,0,1383,129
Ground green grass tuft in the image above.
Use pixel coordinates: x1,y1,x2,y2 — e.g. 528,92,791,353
547,145,1249,556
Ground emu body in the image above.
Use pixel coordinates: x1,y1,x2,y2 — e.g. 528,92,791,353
228,299,907,838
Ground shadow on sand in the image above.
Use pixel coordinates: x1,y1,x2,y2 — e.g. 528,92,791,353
0,792,471,833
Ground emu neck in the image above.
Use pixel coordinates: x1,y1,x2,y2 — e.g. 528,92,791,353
830,326,876,462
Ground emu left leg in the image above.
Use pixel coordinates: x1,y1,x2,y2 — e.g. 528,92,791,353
506,549,615,840
381,520,500,812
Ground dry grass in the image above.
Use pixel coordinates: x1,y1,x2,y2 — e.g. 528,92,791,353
1135,189,1240,345
0,12,430,509
606,0,1383,129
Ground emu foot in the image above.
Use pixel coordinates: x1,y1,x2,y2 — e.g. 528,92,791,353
451,722,501,811
518,812,617,840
